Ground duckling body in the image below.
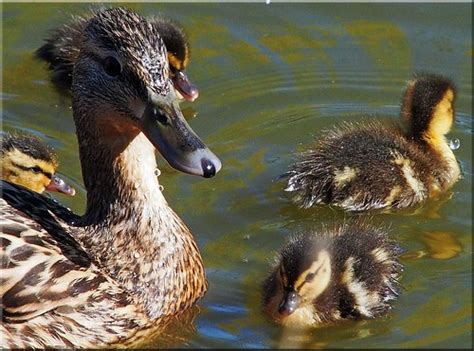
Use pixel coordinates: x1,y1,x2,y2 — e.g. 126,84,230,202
263,222,402,327
36,12,198,101
286,74,460,211
1,7,220,348
1,132,75,195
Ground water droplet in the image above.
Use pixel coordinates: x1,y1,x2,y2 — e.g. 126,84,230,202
134,252,140,259
449,138,460,150
159,185,164,192
154,168,161,177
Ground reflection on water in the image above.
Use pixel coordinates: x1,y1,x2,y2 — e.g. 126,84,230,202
2,2,472,349
403,231,463,261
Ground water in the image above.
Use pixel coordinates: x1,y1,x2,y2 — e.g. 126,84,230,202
450,138,461,151
2,3,472,348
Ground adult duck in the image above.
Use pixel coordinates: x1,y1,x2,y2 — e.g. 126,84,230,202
1,7,221,348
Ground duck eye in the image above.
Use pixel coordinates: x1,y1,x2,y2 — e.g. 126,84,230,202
152,108,170,126
305,272,315,282
29,166,42,174
102,56,122,77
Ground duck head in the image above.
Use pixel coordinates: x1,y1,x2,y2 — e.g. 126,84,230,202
1,133,75,195
71,7,220,178
401,73,456,143
152,16,199,102
271,236,332,318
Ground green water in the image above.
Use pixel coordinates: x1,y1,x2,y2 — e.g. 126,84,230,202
2,2,472,348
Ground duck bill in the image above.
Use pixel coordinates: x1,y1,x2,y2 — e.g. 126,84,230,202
278,290,300,317
172,70,199,102
140,90,221,178
45,174,76,196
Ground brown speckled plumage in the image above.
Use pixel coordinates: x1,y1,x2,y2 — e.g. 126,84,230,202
1,7,216,348
36,10,191,95
262,221,403,327
285,73,460,211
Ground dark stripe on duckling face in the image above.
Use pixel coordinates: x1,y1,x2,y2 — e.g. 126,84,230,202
11,161,53,179
277,250,332,317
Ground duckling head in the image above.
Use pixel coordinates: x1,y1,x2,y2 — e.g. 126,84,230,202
401,73,456,143
1,133,75,195
271,235,332,319
152,16,198,102
72,7,220,178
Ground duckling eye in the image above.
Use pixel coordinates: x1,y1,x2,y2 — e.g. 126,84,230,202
102,56,122,78
29,166,42,174
305,272,316,282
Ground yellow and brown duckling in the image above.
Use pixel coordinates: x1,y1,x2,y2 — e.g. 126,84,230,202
263,222,403,327
35,12,198,101
1,132,75,195
285,74,461,211
1,7,220,348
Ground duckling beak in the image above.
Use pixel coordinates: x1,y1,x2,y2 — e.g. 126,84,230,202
140,90,221,178
172,70,199,102
278,290,300,317
45,174,76,196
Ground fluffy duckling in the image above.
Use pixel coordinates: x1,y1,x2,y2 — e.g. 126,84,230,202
263,222,403,327
285,74,461,211
1,132,75,195
35,13,198,101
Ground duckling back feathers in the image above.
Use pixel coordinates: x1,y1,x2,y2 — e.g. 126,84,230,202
35,15,85,91
287,120,452,210
263,222,403,327
286,74,460,211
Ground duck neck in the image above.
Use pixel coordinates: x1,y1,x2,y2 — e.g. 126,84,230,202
421,132,460,189
74,122,207,319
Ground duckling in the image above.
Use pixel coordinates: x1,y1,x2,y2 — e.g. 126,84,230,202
1,7,220,348
285,74,461,211
263,222,403,327
1,132,75,195
35,12,198,101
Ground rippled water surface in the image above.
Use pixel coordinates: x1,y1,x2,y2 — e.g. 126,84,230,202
2,2,472,348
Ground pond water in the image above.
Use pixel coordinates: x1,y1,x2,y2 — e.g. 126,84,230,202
2,2,472,348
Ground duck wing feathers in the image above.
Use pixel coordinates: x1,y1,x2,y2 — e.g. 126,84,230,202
0,182,148,348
